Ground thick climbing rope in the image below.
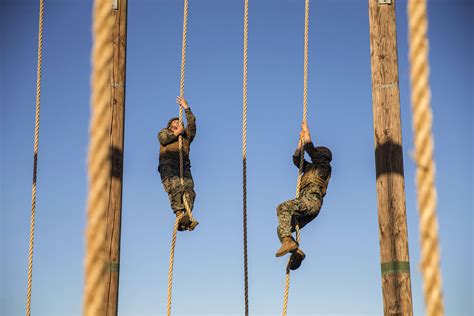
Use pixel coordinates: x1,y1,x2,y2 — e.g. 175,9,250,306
26,1,44,315
407,1,444,316
241,0,249,315
167,1,190,315
282,1,310,315
166,212,185,316
177,0,194,222
83,0,113,315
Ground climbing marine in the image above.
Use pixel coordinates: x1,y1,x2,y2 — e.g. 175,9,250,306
275,121,332,270
158,96,199,231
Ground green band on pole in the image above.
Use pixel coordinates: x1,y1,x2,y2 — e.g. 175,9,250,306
381,261,410,275
107,261,120,272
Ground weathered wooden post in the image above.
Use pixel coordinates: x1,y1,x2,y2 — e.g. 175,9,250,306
368,0,414,314
104,0,127,314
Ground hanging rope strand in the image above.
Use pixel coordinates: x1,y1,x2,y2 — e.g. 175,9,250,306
26,1,45,315
295,0,310,198
242,0,249,315
177,0,194,221
302,0,309,124
167,213,184,316
167,1,190,315
178,0,188,173
407,1,444,315
83,0,114,315
179,0,188,101
282,1,310,315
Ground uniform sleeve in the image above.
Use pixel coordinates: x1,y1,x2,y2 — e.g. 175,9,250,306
305,142,332,166
292,148,309,169
158,128,178,146
185,108,196,143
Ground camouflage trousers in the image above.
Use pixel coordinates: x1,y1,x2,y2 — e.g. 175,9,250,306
162,177,196,213
276,194,322,240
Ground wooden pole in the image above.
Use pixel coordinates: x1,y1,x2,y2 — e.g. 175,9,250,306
104,0,127,314
368,1,414,315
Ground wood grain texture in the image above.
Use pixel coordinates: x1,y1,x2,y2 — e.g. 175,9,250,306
368,1,414,315
104,1,127,314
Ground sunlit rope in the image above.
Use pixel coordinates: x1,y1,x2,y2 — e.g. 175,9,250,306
83,0,113,314
241,0,250,315
167,1,191,315
177,0,194,222
282,0,310,315
26,1,45,315
167,212,185,316
407,1,444,315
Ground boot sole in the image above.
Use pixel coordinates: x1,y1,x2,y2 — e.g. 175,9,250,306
187,220,199,231
289,249,306,270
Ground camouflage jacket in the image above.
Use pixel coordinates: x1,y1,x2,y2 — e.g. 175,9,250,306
158,108,196,181
293,142,332,198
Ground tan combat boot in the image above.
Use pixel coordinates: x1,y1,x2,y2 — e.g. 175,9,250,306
275,237,298,257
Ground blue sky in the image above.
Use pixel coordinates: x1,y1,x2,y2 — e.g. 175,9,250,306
1,0,472,315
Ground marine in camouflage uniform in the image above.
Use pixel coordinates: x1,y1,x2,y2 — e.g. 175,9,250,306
275,122,332,269
158,96,198,231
